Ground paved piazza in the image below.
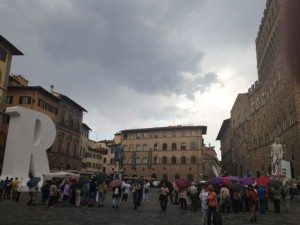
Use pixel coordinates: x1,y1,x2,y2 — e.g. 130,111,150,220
1,191,300,225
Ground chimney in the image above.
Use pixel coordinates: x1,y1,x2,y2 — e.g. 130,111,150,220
50,85,54,93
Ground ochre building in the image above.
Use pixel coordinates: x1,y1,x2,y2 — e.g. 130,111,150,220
120,125,219,182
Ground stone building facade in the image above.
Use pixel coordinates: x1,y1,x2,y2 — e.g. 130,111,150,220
1,75,88,172
0,36,23,124
119,125,219,181
217,0,300,177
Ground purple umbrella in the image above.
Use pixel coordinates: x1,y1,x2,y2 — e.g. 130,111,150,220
208,177,223,185
239,177,255,186
229,176,240,182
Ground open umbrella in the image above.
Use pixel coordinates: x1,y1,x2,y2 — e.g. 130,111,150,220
109,179,122,188
240,177,255,186
222,177,232,185
27,177,41,188
255,176,269,187
229,183,244,191
268,180,283,188
208,177,223,186
229,176,240,182
175,179,190,191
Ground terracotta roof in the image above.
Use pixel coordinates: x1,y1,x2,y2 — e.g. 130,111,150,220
8,86,61,102
53,92,87,112
0,35,23,55
120,125,207,135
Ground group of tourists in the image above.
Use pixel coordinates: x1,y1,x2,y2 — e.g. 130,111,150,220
1,174,300,225
0,177,23,202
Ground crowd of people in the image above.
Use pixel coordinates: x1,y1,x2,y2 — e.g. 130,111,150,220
1,174,300,225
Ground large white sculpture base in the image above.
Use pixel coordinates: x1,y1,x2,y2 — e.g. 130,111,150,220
0,106,56,185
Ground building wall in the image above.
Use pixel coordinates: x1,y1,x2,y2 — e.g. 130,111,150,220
0,42,13,123
48,100,83,171
120,126,218,181
219,0,300,177
81,148,102,174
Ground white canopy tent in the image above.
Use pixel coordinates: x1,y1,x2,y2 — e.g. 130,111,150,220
43,171,80,181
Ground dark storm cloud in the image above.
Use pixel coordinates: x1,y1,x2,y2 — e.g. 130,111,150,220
0,0,266,141
30,0,216,96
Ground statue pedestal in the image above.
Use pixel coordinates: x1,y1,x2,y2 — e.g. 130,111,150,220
113,170,124,180
280,160,291,179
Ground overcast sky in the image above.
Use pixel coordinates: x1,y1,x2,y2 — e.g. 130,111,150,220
1,0,266,158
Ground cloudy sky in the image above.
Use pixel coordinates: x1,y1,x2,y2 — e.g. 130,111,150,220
1,0,266,157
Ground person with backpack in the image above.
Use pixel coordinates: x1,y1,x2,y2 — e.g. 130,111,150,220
159,182,169,212
247,185,259,223
121,181,131,203
112,184,121,208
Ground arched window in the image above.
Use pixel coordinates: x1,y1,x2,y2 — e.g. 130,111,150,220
172,143,177,150
191,156,196,164
190,142,196,150
66,141,70,155
181,143,186,150
162,143,168,151
143,144,148,151
162,156,167,164
171,156,177,164
181,156,186,164
136,145,141,151
153,157,158,164
154,143,158,150
142,157,148,164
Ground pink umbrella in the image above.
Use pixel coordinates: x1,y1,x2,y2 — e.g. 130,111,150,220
175,179,190,191
109,179,122,188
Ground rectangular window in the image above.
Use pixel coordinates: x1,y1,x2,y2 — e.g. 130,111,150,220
191,130,197,136
19,96,32,104
0,48,7,62
5,96,13,104
136,133,142,139
143,133,148,138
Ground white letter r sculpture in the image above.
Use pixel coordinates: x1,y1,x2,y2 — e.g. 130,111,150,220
1,106,56,184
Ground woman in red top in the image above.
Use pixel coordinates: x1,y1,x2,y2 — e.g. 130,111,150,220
207,185,218,225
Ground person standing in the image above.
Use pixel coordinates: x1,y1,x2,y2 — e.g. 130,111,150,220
199,184,209,225
273,186,281,213
131,180,141,210
62,181,70,206
4,177,12,199
173,180,179,205
98,182,107,207
248,186,259,223
122,181,131,204
220,185,231,213
48,181,58,208
188,182,199,211
11,178,19,200
207,185,218,225
282,185,291,213
179,188,188,210
159,183,169,212
112,184,121,208
15,178,23,202
0,180,4,200
232,189,241,213
143,180,150,201
257,186,267,214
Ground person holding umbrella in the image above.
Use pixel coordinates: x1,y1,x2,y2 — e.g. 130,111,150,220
26,174,41,206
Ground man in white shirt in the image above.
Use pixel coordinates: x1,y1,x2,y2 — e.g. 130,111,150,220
121,181,131,203
199,184,209,225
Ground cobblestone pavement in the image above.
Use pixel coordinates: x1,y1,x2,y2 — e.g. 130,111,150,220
1,191,300,225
